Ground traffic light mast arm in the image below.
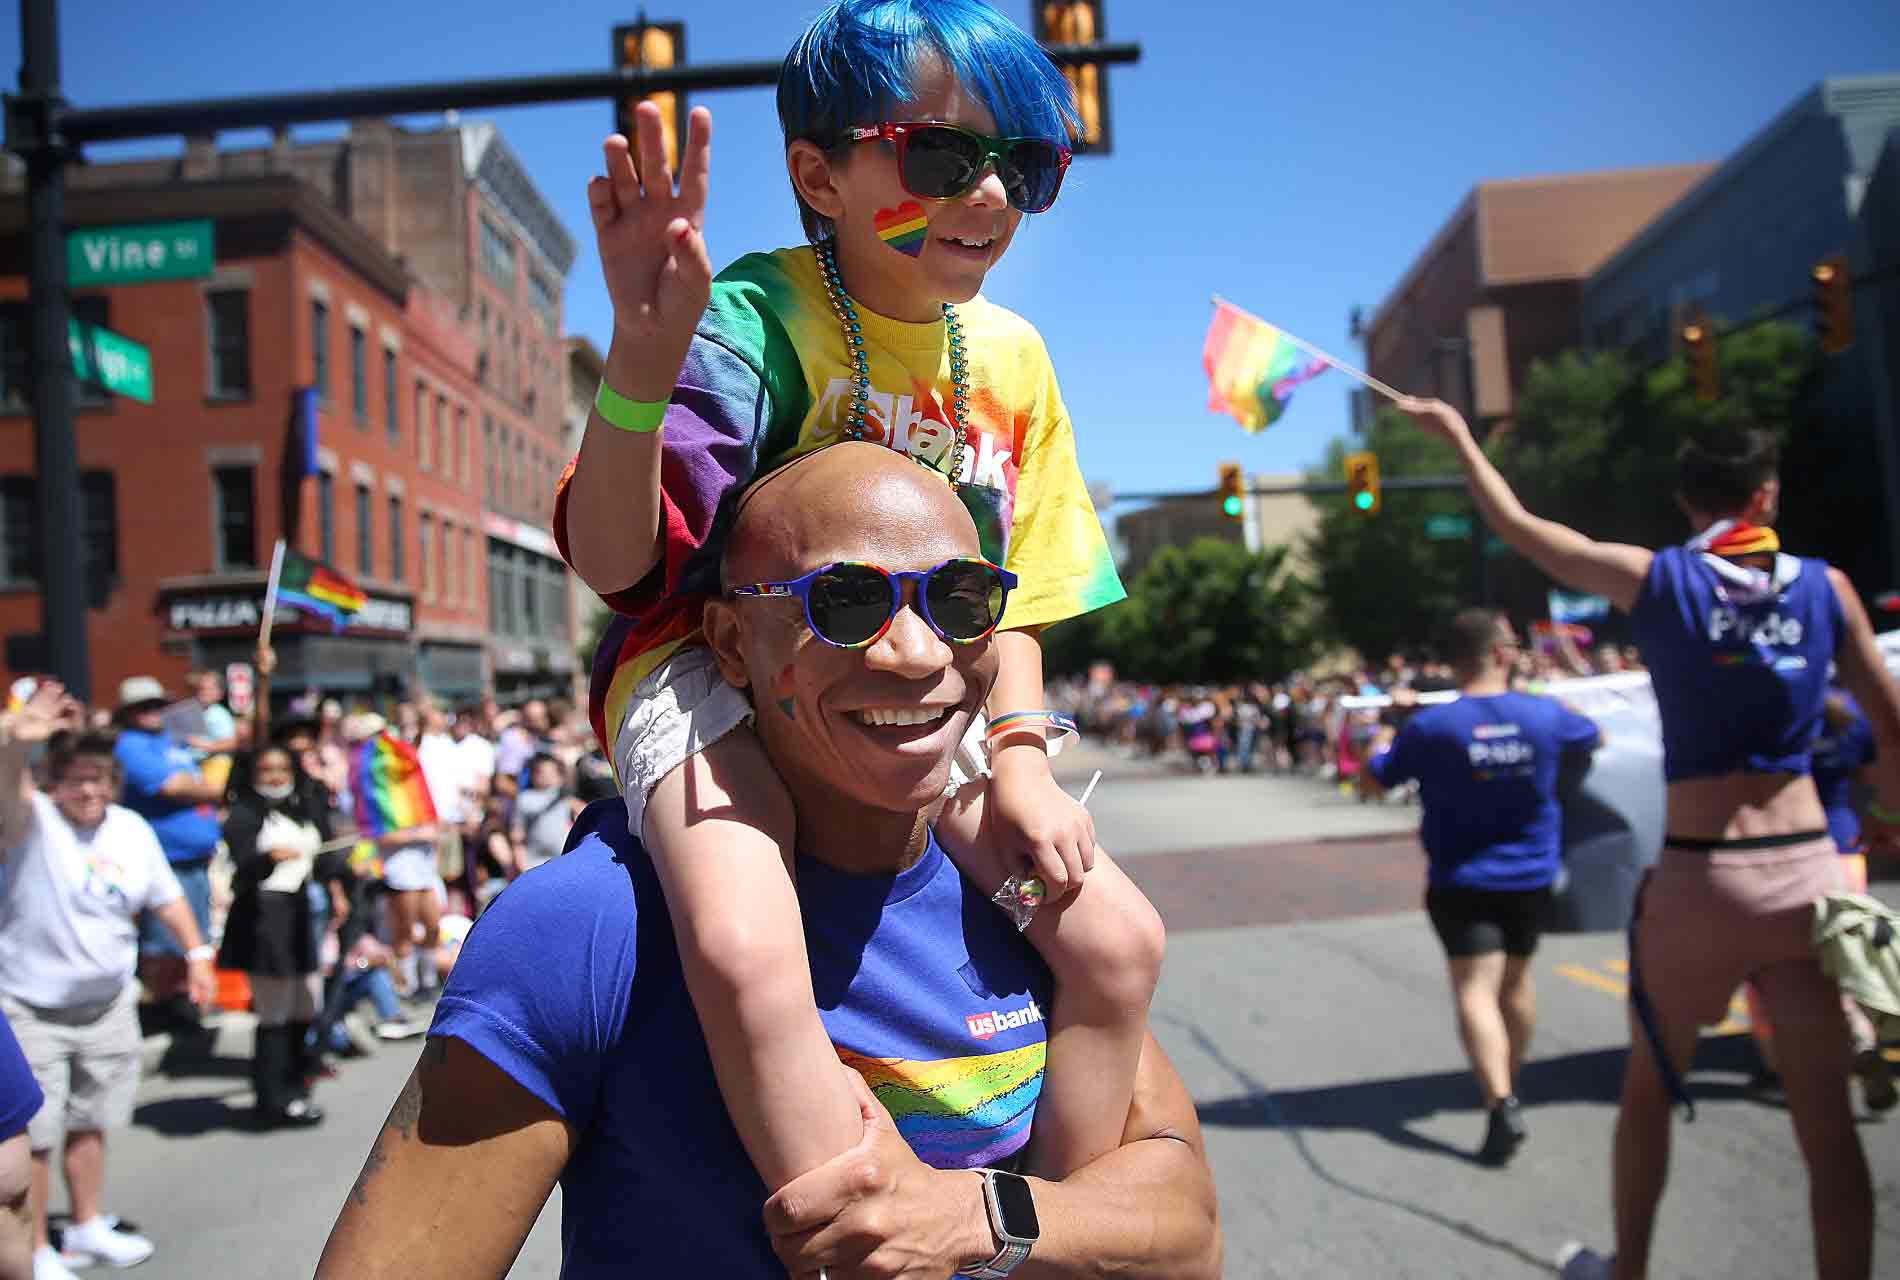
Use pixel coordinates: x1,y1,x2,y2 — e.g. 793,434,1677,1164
49,44,1142,144
1422,406,1652,611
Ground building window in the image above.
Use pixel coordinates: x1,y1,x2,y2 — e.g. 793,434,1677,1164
489,543,516,636
438,512,454,603
483,417,496,506
529,271,557,333
317,471,335,565
350,327,368,425
455,409,469,486
355,481,373,576
388,494,405,582
214,465,258,570
436,395,449,474
520,550,540,633
418,383,432,470
0,305,26,412
463,527,477,614
498,426,512,510
0,472,116,587
384,346,399,445
311,298,329,401
206,290,251,398
0,298,112,410
515,436,526,514
480,217,517,291
419,512,434,603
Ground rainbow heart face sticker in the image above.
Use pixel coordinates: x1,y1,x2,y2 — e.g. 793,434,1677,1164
772,664,797,721
874,201,930,258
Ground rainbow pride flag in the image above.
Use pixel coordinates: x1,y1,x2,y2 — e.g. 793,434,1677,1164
1203,300,1330,433
277,547,367,630
349,731,438,837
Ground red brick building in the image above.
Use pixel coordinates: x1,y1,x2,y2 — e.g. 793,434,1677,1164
1360,166,1714,428
0,117,579,707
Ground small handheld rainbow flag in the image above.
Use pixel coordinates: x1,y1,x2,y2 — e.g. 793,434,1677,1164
349,731,438,837
273,545,368,631
1203,300,1331,433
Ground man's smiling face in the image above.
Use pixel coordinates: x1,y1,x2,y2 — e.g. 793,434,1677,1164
705,445,999,818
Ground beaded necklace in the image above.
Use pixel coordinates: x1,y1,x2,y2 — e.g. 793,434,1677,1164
815,240,970,488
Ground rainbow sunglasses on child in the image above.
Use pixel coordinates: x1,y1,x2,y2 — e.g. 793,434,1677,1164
726,557,1017,649
836,121,1072,215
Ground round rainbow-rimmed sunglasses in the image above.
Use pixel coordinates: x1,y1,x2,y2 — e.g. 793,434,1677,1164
726,557,1018,650
836,121,1073,215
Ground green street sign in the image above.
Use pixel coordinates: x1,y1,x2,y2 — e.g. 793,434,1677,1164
67,219,215,286
1424,514,1473,541
67,320,153,403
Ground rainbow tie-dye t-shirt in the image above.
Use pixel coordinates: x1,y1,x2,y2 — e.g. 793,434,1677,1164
554,245,1125,759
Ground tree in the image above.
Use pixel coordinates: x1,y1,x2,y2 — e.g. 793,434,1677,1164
1041,539,1313,683
1303,407,1473,662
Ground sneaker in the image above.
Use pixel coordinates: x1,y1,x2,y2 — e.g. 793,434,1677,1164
1477,1095,1528,1166
256,1097,325,1129
342,1013,378,1057
1555,1243,1613,1279
374,1019,426,1041
1854,1047,1898,1114
32,1245,80,1280
61,1215,156,1268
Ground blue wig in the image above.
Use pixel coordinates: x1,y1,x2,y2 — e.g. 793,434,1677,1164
778,0,1079,241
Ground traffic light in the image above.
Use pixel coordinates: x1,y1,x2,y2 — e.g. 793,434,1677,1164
1344,451,1380,515
613,20,687,178
1813,255,1853,355
1033,1,1113,153
1216,461,1244,519
1681,317,1718,402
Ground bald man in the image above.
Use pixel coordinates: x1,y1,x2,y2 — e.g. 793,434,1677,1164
318,444,1220,1280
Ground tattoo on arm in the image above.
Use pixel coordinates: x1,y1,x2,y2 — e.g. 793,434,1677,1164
348,1039,448,1207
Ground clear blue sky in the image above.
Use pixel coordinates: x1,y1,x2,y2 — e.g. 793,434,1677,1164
10,1,1898,501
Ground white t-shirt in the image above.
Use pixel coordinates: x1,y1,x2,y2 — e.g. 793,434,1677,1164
0,793,184,1008
417,732,470,826
451,733,497,798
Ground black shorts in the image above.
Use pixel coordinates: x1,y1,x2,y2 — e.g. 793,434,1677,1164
1425,884,1552,958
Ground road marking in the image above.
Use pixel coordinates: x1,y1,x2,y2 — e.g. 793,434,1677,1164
1555,958,1750,1035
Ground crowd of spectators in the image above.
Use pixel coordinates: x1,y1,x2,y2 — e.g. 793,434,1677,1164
0,658,616,1275
1050,629,1647,785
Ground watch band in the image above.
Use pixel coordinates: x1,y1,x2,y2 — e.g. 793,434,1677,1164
957,1240,1030,1279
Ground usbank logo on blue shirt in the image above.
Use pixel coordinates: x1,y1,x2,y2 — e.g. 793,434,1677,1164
966,999,1044,1042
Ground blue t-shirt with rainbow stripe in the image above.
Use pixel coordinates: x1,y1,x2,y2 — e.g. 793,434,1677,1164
429,797,1049,1276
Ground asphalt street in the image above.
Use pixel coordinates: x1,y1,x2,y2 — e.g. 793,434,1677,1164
89,743,1900,1277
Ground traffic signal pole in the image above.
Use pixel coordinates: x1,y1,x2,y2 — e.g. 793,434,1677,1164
15,0,88,700
3,0,1136,702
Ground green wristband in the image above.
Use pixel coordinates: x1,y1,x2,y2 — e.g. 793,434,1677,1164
595,380,667,433
1869,801,1900,826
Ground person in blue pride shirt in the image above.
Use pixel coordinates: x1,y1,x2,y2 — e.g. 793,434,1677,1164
0,1010,41,1280
110,677,224,1030
1362,608,1599,1165
1405,399,1900,1280
316,443,1220,1280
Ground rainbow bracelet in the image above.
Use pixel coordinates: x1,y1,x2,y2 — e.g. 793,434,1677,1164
595,380,667,433
984,709,1079,758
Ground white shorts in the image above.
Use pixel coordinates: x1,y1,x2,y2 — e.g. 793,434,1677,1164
0,985,140,1151
382,843,439,893
617,645,993,840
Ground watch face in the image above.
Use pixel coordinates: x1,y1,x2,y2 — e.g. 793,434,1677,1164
991,1171,1040,1242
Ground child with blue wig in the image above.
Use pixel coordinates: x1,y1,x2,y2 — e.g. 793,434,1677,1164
557,0,1163,1210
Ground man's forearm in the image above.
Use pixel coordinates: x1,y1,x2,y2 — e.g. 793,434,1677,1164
1020,1133,1221,1279
152,897,206,953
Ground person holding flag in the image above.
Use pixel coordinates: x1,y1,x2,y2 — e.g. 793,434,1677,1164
347,718,440,999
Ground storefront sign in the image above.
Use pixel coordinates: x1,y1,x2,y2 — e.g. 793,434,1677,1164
166,589,413,636
482,511,559,559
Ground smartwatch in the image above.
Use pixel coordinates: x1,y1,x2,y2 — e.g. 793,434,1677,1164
956,1168,1040,1278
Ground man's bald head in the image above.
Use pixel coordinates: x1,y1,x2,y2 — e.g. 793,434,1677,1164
722,442,981,590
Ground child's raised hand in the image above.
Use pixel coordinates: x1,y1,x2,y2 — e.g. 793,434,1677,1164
588,101,714,395
989,756,1097,900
